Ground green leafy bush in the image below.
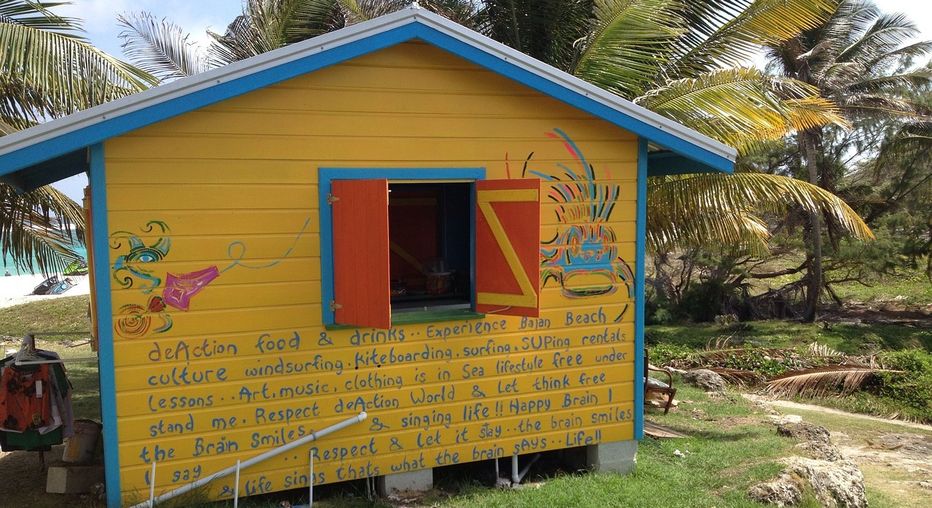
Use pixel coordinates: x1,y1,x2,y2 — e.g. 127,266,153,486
874,349,932,422
718,349,789,377
647,343,693,367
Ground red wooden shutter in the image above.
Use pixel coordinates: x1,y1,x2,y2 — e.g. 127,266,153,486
475,179,540,317
331,179,392,328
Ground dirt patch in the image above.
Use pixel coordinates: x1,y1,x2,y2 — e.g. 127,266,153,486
0,446,102,508
821,302,932,327
837,432,932,477
717,416,761,428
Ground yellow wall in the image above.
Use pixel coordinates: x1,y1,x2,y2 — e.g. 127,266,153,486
105,41,639,503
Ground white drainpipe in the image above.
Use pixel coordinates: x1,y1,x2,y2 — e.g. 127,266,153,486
130,412,367,508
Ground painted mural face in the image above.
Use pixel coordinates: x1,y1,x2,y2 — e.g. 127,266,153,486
109,218,310,339
511,129,634,301
110,221,171,293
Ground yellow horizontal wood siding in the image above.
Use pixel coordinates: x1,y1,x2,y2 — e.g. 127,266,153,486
105,41,639,503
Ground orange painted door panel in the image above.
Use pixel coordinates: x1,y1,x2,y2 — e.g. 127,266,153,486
331,179,391,328
475,178,540,316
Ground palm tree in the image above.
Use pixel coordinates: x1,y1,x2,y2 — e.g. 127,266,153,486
118,0,873,255
0,0,154,273
117,1,478,80
0,0,152,131
767,0,931,320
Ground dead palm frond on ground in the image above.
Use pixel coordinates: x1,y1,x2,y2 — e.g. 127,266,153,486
708,367,763,386
764,365,900,398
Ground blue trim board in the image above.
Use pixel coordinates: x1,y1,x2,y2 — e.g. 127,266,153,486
0,149,87,193
0,19,732,182
634,138,648,440
647,151,721,176
89,144,122,507
318,167,486,325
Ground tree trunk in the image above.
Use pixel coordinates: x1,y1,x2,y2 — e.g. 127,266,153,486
801,131,822,322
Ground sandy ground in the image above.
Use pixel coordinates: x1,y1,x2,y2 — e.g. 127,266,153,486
0,274,90,309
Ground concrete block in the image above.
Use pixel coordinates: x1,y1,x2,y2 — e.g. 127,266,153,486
586,440,637,474
377,468,433,496
46,464,105,494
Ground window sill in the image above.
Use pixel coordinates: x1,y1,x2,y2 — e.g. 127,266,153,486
325,308,485,330
392,308,485,326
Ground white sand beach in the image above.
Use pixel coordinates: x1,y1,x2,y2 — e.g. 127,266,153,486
0,273,90,309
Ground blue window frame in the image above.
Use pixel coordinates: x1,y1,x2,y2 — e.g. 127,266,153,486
318,167,486,326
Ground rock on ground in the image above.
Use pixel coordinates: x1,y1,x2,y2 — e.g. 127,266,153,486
682,369,727,393
784,457,867,508
747,475,803,507
777,422,843,461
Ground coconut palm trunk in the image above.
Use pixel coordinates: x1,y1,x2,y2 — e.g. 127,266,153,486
800,129,824,322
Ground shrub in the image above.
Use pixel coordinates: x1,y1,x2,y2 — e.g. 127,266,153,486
648,343,693,367
874,348,932,422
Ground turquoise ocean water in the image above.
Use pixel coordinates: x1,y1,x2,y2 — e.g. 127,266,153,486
1,229,87,275
1,245,87,275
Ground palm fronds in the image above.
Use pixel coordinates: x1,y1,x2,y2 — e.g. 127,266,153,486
0,0,154,127
764,366,898,397
0,184,85,275
573,0,682,98
667,0,839,78
770,0,931,120
635,68,846,152
806,342,844,359
118,12,211,81
480,0,595,72
211,0,349,63
708,367,762,386
706,335,736,351
647,172,873,254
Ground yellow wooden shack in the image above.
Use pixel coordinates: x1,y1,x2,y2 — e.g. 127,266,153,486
0,6,735,506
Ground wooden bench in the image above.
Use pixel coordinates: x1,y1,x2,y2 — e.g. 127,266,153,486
645,362,677,414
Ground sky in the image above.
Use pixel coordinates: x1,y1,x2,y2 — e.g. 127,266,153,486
50,0,932,202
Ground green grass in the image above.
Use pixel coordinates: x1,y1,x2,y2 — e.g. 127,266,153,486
0,295,92,336
433,386,798,508
739,256,930,306
44,339,101,420
832,267,931,306
646,321,932,423
646,320,931,354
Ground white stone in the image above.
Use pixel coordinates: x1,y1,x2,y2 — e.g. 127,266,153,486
376,468,433,496
586,440,637,474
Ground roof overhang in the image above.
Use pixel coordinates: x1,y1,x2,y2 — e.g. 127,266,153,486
0,5,736,192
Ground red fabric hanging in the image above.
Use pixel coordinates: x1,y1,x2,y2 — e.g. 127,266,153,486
0,365,53,432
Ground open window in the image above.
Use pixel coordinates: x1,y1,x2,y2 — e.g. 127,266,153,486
388,182,472,313
329,176,539,328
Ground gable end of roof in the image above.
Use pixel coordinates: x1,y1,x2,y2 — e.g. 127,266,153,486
0,6,735,185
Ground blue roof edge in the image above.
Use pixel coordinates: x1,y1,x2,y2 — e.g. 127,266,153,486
0,7,735,182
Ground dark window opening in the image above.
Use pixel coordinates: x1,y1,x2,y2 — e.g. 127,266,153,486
388,182,472,313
